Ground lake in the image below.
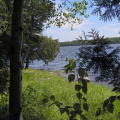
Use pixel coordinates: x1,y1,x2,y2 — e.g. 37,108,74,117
29,44,120,83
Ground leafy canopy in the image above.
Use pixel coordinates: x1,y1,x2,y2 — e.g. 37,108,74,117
46,0,89,29
29,35,60,64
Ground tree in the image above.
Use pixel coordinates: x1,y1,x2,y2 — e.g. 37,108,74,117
22,35,60,68
22,0,89,68
0,32,10,95
76,30,120,117
22,0,56,68
0,0,12,34
90,0,120,21
77,29,120,87
34,35,60,64
46,0,89,28
0,0,56,68
0,3,11,117
0,0,13,62
0,32,10,96
0,0,89,119
88,0,120,87
1,0,89,69
9,0,24,119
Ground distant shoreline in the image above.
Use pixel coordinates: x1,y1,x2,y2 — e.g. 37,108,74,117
59,37,120,46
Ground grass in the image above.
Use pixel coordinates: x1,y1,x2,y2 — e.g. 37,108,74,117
22,68,120,120
0,68,120,120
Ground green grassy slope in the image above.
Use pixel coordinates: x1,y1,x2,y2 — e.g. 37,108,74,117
22,69,120,120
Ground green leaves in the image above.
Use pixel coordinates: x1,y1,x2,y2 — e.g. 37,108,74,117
75,85,82,91
49,57,90,120
50,95,55,101
103,99,109,108
59,108,66,115
83,103,89,111
68,74,75,83
64,106,72,115
117,95,120,100
72,61,76,68
42,93,49,105
47,0,89,29
64,58,76,73
76,92,82,100
109,96,116,103
107,104,114,113
95,108,101,117
82,79,87,94
54,101,63,108
103,96,115,113
69,58,74,65
95,96,116,116
80,114,88,120
82,97,87,102
73,103,80,111
50,95,63,108
70,111,76,117
112,87,118,92
78,68,85,77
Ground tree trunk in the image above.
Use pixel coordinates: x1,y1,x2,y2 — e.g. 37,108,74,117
22,44,31,68
24,15,34,69
25,52,30,69
9,0,24,120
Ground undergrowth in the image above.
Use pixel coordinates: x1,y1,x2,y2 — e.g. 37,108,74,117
0,68,120,120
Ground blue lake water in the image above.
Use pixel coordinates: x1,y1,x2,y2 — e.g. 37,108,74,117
29,44,120,84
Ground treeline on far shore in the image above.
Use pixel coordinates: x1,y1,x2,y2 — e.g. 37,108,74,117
59,37,120,46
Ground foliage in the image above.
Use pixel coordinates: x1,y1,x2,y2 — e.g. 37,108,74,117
23,0,55,34
1,0,89,69
0,0,12,33
95,94,120,119
76,29,120,118
77,29,120,85
49,57,120,120
23,0,56,45
46,0,89,29
0,67,9,120
0,6,10,118
1,68,120,120
0,93,9,120
45,59,89,120
39,31,120,120
22,0,89,68
0,32,10,62
109,37,120,44
42,56,120,120
1,0,88,119
59,37,120,46
90,0,120,21
23,35,60,66
0,32,10,95
0,68,9,94
22,0,57,68
33,35,60,64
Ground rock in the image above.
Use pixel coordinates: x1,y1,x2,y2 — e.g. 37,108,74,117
74,76,91,82
83,77,91,82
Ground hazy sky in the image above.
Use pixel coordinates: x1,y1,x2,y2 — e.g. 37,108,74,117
43,0,120,42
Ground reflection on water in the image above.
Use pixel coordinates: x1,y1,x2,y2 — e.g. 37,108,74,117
29,44,120,85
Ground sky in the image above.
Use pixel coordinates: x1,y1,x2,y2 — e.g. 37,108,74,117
42,0,120,42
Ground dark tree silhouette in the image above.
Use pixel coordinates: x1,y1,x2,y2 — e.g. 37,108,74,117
77,29,120,88
90,0,120,21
